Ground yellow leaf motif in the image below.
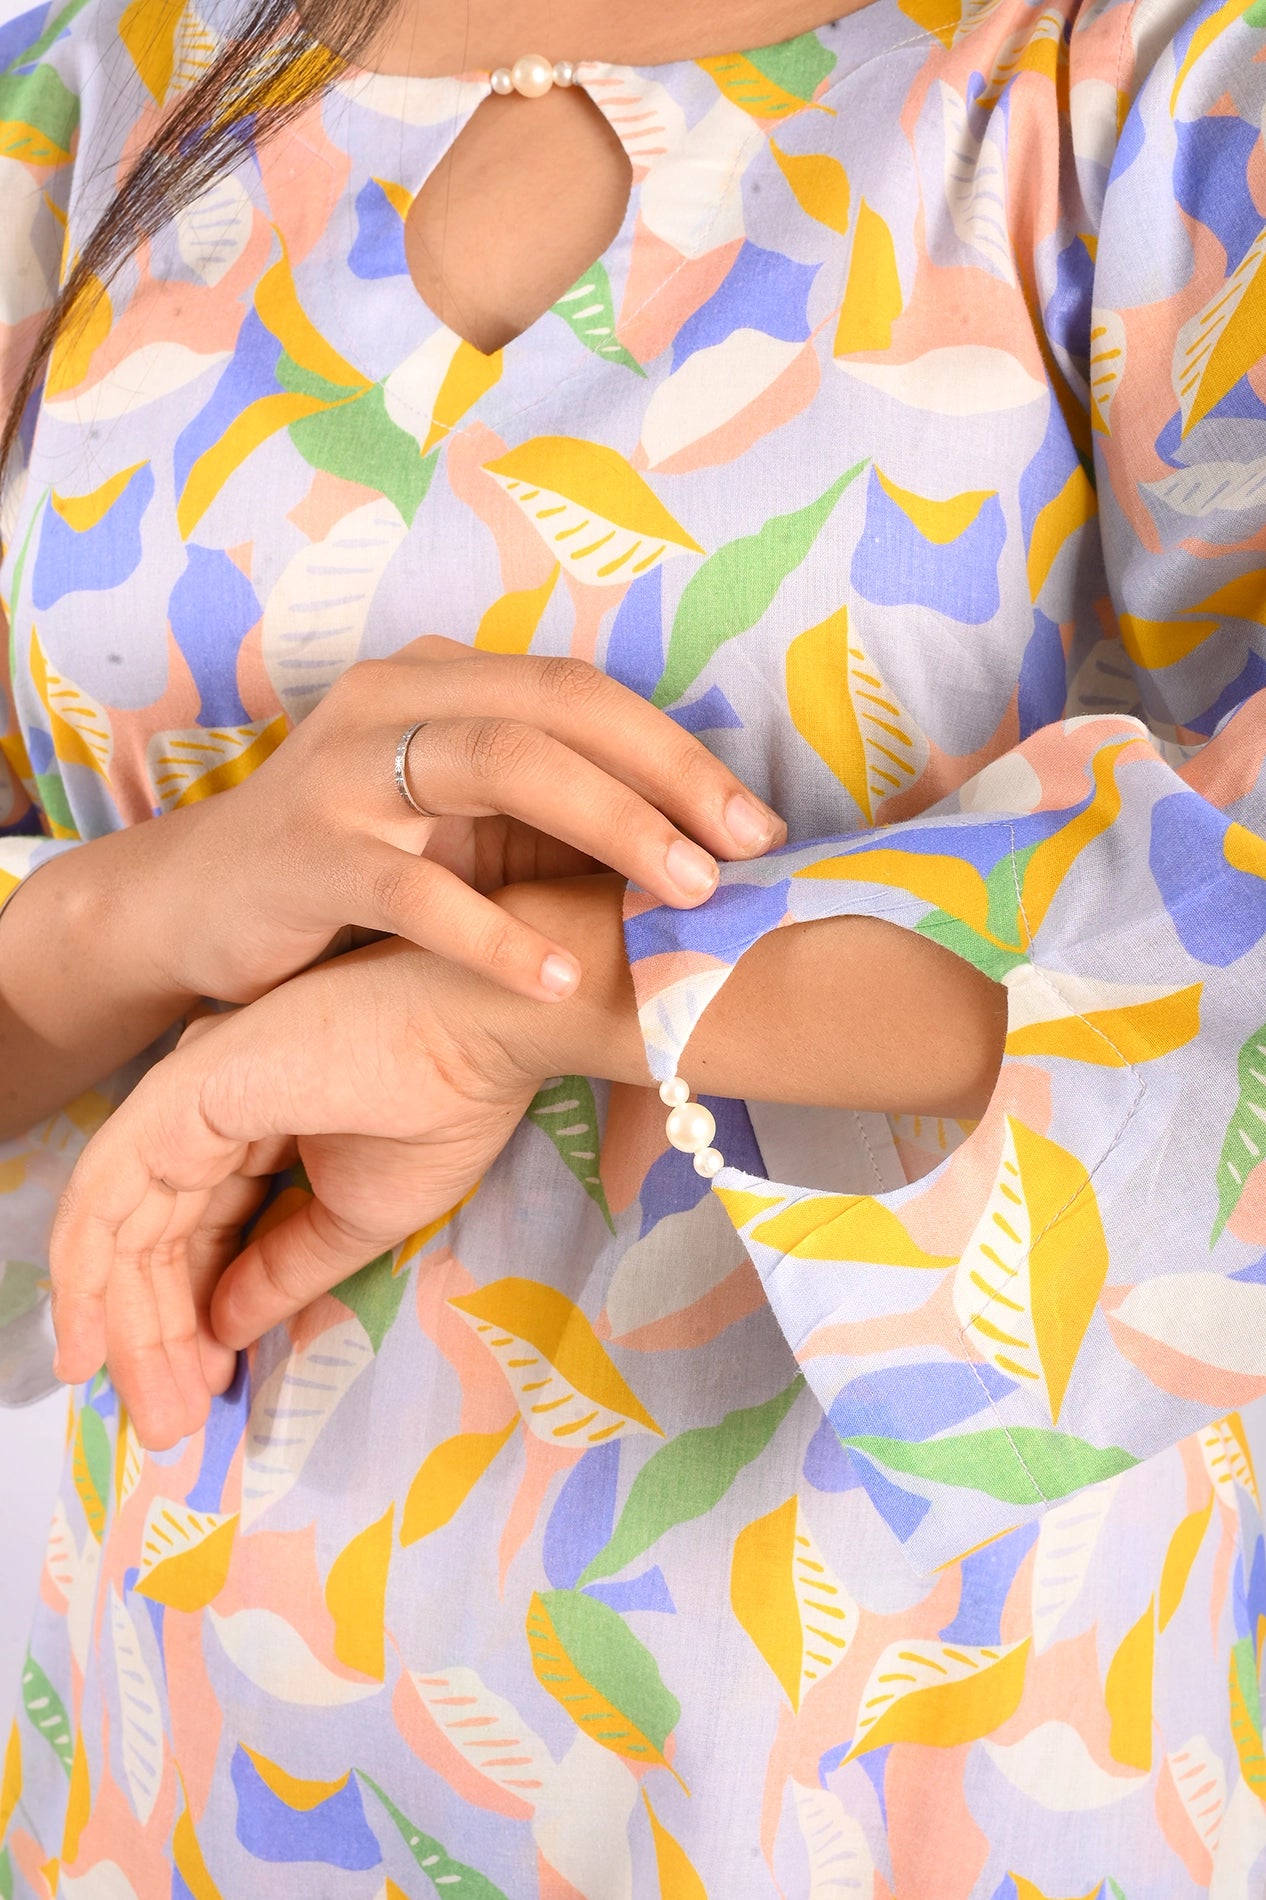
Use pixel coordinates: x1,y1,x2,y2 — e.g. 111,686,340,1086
1199,1414,1259,1506
1003,969,1202,1068
730,1496,858,1712
846,1637,1030,1759
119,0,184,98
475,566,560,655
239,1745,350,1808
400,1419,518,1546
0,1720,21,1844
750,1191,955,1271
697,52,833,121
382,329,503,453
146,716,288,812
254,242,371,398
173,1786,223,1900
1105,1597,1154,1771
834,201,902,355
46,275,112,396
29,626,113,779
60,1730,89,1865
450,1278,663,1445
133,1500,237,1611
525,1592,683,1785
1088,307,1126,436
1026,464,1096,604
483,437,703,588
324,1505,393,1680
178,391,327,539
642,1789,708,1898
787,606,924,823
1158,1492,1214,1632
1174,225,1266,438
954,1116,1107,1424
768,141,850,233
113,1407,142,1513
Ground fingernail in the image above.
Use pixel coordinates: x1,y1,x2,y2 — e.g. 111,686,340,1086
540,953,581,998
665,838,718,899
725,792,781,851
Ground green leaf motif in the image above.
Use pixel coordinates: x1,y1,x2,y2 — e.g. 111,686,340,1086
276,348,363,405
847,1426,1137,1506
289,389,439,527
21,1653,73,1774
333,1250,409,1353
1212,1021,1266,1243
539,1588,680,1749
1107,1883,1128,1900
653,459,867,707
3,0,96,77
1233,1632,1262,1737
746,30,837,101
915,849,1035,983
0,1842,13,1900
358,1772,512,1899
0,1263,44,1329
32,770,76,836
552,264,645,374
580,1375,804,1584
79,1403,112,1511
0,62,80,162
526,1076,614,1233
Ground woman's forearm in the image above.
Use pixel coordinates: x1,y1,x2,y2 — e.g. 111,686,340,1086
496,873,1008,1118
0,821,201,1139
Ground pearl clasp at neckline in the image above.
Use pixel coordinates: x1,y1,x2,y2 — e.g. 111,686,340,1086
490,54,578,98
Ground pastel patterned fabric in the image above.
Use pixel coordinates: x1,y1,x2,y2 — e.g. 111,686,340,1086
2,0,1266,1892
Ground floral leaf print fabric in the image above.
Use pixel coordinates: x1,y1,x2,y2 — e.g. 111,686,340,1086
2,0,1266,1893
625,0,1266,1572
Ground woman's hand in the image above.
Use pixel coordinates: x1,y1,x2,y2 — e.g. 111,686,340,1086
48,936,552,1448
150,637,784,1005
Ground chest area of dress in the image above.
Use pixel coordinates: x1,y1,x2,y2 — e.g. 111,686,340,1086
15,73,1074,838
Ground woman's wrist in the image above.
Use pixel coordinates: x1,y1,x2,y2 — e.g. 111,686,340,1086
490,871,1008,1119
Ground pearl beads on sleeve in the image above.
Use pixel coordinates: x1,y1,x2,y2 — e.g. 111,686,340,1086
659,1077,725,1179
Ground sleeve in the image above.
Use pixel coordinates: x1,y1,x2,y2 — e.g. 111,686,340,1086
0,1,88,1405
623,0,1266,1571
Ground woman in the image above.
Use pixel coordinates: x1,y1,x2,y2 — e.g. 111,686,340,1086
1,0,1264,1888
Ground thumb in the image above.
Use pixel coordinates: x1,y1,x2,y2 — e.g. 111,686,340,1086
209,1196,396,1350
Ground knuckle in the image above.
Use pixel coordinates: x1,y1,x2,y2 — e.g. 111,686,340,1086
458,717,540,785
475,912,525,978
368,859,408,920
534,655,605,717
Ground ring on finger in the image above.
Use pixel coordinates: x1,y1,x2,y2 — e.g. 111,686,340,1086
394,721,438,819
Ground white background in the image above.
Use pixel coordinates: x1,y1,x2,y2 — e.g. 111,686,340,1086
0,0,73,1742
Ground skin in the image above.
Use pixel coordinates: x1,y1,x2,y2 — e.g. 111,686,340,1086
14,0,1010,1441
50,876,1007,1449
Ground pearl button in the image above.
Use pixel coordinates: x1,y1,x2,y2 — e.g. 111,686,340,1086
693,1147,724,1179
512,52,555,97
666,1102,717,1155
489,66,515,95
553,59,576,87
659,1075,690,1108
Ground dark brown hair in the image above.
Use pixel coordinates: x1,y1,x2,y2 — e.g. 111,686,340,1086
0,0,400,498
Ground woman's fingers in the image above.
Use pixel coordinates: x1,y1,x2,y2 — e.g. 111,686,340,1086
104,1192,215,1450
349,844,583,1000
381,646,787,862
210,1194,400,1351
400,717,725,909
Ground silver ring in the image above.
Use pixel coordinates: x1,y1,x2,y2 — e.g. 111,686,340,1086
394,721,437,818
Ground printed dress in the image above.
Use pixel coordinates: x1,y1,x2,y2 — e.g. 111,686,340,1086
2,0,1266,1892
